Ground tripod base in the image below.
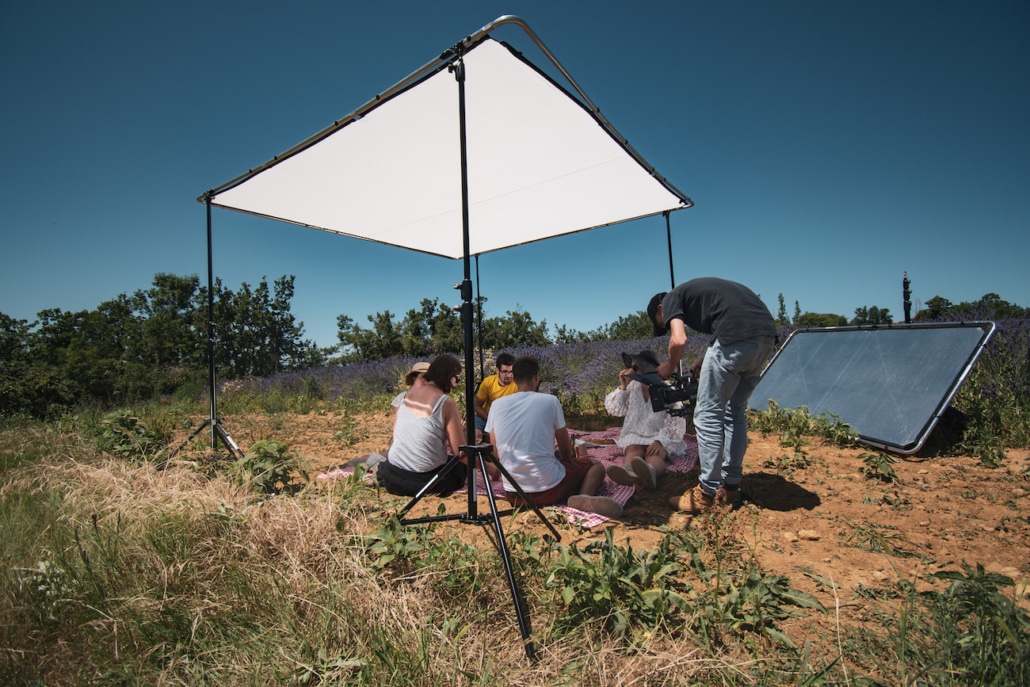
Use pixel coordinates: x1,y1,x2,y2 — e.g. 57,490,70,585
394,444,561,661
169,417,244,461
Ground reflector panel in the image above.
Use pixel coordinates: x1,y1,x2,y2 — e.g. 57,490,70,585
748,322,995,453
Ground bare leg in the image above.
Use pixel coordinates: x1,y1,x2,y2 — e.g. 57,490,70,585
623,443,666,490
568,460,623,518
644,445,668,478
607,445,646,486
578,460,608,496
623,444,645,466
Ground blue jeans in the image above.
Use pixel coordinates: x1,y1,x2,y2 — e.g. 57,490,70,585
693,337,775,495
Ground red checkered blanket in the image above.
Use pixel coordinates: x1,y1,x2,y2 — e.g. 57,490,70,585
317,428,699,528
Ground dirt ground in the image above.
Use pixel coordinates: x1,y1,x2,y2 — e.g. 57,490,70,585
212,409,1030,613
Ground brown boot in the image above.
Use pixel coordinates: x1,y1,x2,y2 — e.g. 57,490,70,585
668,485,715,515
717,483,742,509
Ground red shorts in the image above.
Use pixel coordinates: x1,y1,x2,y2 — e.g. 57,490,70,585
505,455,595,507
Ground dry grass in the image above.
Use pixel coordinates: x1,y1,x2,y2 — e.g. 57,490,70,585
4,413,1028,685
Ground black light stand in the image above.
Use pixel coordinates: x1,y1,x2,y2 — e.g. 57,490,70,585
392,48,561,662
475,254,485,378
664,210,676,289
170,193,244,461
903,272,912,324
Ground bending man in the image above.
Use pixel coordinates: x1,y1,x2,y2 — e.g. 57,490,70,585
647,277,777,515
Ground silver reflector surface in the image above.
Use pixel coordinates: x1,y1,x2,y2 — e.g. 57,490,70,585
748,322,995,453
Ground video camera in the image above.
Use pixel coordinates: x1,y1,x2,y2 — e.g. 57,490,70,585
627,369,699,417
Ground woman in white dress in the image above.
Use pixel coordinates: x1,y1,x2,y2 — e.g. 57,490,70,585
604,350,687,490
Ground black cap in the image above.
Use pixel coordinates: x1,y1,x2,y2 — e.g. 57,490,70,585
647,292,667,336
621,350,660,373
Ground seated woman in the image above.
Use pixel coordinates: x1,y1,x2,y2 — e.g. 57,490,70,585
604,350,687,490
377,354,469,496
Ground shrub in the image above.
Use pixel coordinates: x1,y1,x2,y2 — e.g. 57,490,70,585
95,409,169,461
230,439,309,495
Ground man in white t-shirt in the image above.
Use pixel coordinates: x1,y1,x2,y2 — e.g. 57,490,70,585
486,356,622,518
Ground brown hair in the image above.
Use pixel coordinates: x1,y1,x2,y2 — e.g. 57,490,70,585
511,356,540,385
424,354,463,393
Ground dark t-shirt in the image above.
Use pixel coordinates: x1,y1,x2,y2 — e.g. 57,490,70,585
661,277,777,345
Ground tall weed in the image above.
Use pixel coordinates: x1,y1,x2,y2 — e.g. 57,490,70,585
850,564,1030,685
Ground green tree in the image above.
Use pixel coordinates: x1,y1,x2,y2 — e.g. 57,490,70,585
0,313,73,417
212,276,319,378
954,293,1028,320
795,312,848,328
27,298,146,405
605,311,654,341
336,301,555,362
552,324,591,344
917,295,954,320
482,308,550,349
397,298,463,356
553,311,652,343
133,273,202,369
1,272,318,417
776,293,788,326
851,305,893,326
336,310,404,361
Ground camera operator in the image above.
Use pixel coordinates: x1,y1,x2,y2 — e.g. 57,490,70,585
604,350,687,490
647,278,777,515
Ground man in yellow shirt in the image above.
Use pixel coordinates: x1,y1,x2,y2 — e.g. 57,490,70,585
474,352,516,443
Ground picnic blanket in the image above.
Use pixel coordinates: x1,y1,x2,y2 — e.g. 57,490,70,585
317,428,699,528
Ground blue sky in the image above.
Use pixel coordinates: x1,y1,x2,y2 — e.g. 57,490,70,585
2,1,1027,348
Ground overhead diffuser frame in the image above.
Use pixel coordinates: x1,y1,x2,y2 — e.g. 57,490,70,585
197,15,693,658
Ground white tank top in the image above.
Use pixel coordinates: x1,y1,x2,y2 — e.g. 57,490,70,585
388,394,450,472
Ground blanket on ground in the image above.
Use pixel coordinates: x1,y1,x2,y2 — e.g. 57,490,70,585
317,428,699,528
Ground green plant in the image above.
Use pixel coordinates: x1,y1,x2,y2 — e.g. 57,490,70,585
333,412,368,447
879,489,911,509
750,402,856,448
544,528,690,640
927,564,1030,684
859,451,898,483
810,412,857,447
670,527,825,649
230,439,309,494
963,427,1007,468
362,519,492,599
853,565,1030,685
843,518,901,554
765,449,811,474
841,518,927,562
95,409,169,461
363,519,436,572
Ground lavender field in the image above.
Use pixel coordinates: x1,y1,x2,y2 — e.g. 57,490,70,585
225,317,1029,454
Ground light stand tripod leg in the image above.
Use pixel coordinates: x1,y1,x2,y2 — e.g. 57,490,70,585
473,449,536,661
396,452,467,524
169,418,211,460
485,450,563,542
168,418,244,462
392,443,546,660
213,421,245,460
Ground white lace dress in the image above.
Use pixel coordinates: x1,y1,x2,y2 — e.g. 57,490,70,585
604,381,688,457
